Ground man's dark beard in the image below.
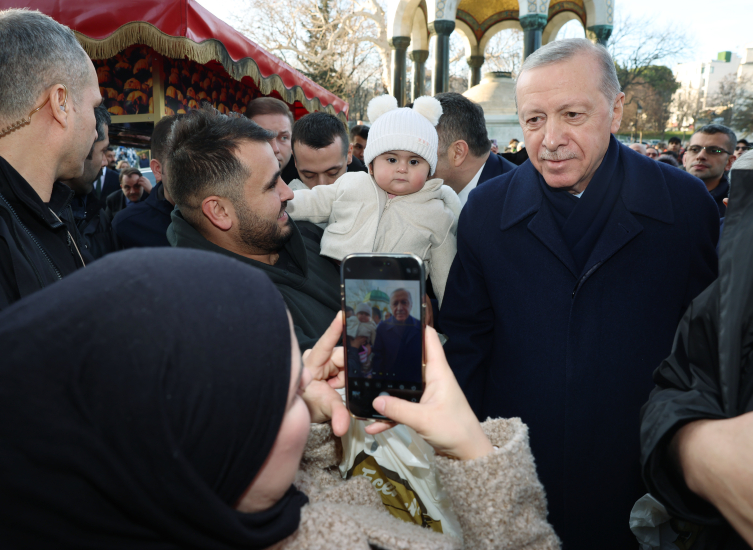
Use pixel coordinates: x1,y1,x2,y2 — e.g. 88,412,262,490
235,200,293,255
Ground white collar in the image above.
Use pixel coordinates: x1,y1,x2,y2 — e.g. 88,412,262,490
457,163,486,207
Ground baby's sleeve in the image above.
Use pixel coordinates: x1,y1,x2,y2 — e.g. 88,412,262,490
287,181,340,224
428,225,457,307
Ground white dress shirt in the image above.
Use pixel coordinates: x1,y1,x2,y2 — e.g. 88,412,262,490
457,164,486,207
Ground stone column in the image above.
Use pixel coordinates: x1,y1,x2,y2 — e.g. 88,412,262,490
587,25,613,46
409,50,429,100
389,36,412,106
519,13,548,59
429,20,455,95
467,55,485,89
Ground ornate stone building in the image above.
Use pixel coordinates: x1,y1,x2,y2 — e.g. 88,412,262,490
385,0,615,104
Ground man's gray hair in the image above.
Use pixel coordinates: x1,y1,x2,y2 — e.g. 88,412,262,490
515,38,621,106
390,288,413,304
0,9,92,125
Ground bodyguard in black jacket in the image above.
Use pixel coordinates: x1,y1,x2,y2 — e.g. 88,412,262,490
0,10,102,310
62,105,120,259
0,160,90,309
641,152,753,549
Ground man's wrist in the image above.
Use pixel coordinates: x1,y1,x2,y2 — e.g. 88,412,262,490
673,418,723,501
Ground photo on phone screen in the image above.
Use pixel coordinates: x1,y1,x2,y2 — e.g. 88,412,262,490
342,255,425,420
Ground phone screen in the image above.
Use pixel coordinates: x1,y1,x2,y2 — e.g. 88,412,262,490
341,254,425,420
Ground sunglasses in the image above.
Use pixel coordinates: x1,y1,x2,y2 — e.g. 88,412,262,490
735,145,751,152
685,145,732,156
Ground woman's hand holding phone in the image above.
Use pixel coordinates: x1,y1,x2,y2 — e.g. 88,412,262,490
365,326,495,462
304,313,494,461
301,313,351,437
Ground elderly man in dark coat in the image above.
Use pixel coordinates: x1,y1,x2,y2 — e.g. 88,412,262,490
371,288,422,383
440,38,719,549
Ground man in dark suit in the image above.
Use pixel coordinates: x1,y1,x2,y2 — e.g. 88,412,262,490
60,105,119,259
371,288,421,383
440,39,718,549
433,93,516,207
112,115,177,248
93,165,120,204
105,167,149,219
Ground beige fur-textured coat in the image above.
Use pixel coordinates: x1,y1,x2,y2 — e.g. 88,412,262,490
286,172,461,305
278,418,561,550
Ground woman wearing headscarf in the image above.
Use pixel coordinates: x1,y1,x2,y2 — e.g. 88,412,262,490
0,248,559,549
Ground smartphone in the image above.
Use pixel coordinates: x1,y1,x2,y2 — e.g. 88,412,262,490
490,139,497,147
341,253,426,420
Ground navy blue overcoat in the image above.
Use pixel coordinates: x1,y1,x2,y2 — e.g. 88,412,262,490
440,144,719,549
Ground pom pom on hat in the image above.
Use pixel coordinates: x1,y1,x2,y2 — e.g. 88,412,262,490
363,94,442,175
412,96,443,126
367,94,398,123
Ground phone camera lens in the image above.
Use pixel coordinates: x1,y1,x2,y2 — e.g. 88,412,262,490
387,262,391,266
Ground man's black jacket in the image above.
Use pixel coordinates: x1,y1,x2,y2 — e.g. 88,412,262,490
710,174,730,217
112,182,173,248
104,189,148,220
167,210,341,352
0,156,90,310
70,191,119,259
640,165,753,549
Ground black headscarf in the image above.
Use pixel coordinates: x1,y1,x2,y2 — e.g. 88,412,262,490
0,248,308,549
538,135,625,275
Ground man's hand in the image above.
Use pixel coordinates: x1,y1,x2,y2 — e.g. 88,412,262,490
137,175,153,194
674,412,753,546
365,326,494,461
301,313,350,436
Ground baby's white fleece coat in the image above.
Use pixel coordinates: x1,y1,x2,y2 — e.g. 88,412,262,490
287,172,461,304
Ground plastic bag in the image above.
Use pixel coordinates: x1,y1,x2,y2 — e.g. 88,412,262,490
630,494,707,550
630,493,679,550
339,405,462,541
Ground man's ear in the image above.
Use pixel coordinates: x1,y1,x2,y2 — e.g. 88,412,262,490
49,85,69,129
347,142,353,165
610,92,626,134
150,159,163,182
201,196,234,232
726,154,736,171
450,140,470,167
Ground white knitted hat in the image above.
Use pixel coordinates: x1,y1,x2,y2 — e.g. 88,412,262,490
363,95,443,175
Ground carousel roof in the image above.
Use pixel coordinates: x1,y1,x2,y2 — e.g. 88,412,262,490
1,0,348,117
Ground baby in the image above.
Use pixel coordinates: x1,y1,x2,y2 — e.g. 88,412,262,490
347,318,375,377
286,95,461,304
346,303,377,345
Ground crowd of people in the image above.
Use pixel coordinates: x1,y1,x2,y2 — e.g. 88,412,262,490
2,6,753,550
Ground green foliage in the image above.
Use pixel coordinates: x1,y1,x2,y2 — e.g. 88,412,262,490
298,0,349,97
732,100,753,135
617,64,680,135
640,65,680,103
